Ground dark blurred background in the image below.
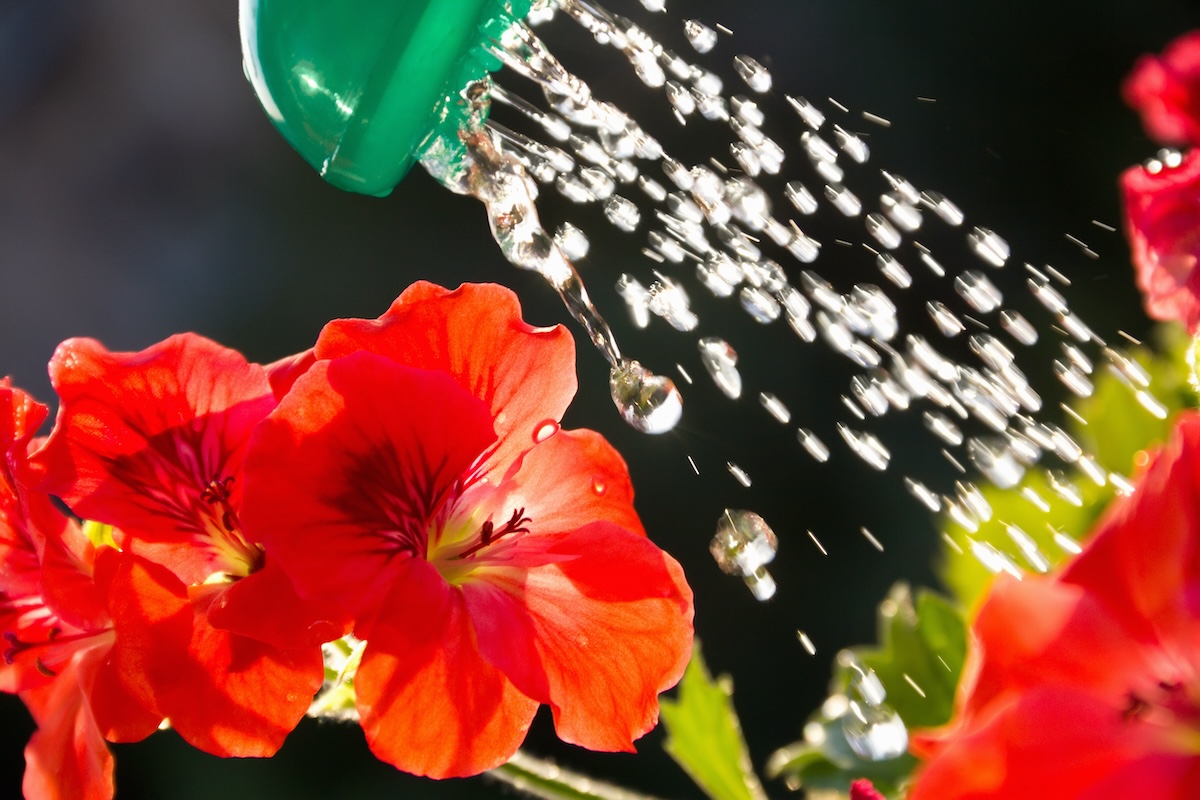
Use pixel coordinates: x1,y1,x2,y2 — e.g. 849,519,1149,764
1,0,1196,797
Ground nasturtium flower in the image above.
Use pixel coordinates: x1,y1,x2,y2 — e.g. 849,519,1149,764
1121,148,1200,332
241,281,694,778
1,382,161,800
909,411,1200,799
1125,31,1200,148
36,334,327,759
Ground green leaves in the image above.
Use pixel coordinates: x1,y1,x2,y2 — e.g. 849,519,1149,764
767,585,966,799
660,643,768,800
488,751,666,800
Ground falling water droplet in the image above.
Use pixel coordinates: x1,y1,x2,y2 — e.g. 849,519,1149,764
710,509,778,601
796,630,817,656
842,701,909,761
609,360,683,433
759,392,792,424
825,183,862,216
733,54,772,93
698,337,743,399
921,191,964,226
797,428,831,462
866,213,902,249
954,270,1003,313
967,226,1010,267
683,19,718,53
726,462,753,487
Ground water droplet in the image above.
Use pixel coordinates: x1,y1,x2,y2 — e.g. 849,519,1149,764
616,274,651,328
969,538,1023,579
923,411,964,446
591,477,607,496
954,270,1002,314
1053,360,1094,397
1005,524,1050,573
834,125,870,163
683,19,718,54
726,462,752,487
787,95,826,129
698,337,743,399
740,286,781,323
733,54,772,93
759,392,791,424
648,277,699,330
604,194,641,231
825,183,862,216
1046,470,1084,507
797,428,830,462
905,478,942,512
921,191,964,226
838,424,891,471
579,165,615,199
866,213,902,249
1053,529,1084,555
710,509,778,600
785,181,818,214
609,360,683,434
881,192,923,231
967,226,1010,267
876,253,912,288
1000,310,1038,345
927,301,965,337
797,630,817,655
533,419,560,443
967,438,1024,488
556,172,595,203
842,700,908,761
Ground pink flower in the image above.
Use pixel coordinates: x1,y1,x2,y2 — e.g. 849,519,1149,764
1125,31,1200,147
1121,148,1200,332
909,411,1200,799
241,282,694,778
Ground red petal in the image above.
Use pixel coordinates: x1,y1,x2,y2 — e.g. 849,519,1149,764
262,348,316,400
1123,31,1200,147
465,523,693,751
963,575,1160,719
242,353,495,623
315,282,576,479
449,428,646,551
19,652,115,800
1063,411,1200,651
1121,150,1200,333
39,334,276,585
909,686,1186,800
104,552,321,757
355,556,539,778
205,557,348,649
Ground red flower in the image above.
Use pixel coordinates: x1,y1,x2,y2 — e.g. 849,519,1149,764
241,282,694,778
849,778,886,800
1,382,160,800
36,334,327,758
1121,148,1200,332
909,412,1200,799
1125,32,1200,147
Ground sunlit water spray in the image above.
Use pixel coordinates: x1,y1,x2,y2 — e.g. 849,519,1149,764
243,0,1172,761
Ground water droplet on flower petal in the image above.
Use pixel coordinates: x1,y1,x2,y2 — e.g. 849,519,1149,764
533,419,560,443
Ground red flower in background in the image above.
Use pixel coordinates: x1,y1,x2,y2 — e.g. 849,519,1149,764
1125,31,1200,147
36,334,327,759
241,282,694,778
1,382,160,800
909,412,1200,799
1121,149,1200,332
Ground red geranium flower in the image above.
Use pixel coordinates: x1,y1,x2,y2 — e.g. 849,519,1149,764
909,411,1200,799
1,382,161,800
241,282,694,778
36,334,327,758
1125,31,1200,147
1121,148,1200,332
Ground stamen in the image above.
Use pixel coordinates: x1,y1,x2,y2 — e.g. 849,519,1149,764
458,507,533,558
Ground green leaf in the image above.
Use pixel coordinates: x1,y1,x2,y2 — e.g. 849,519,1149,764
939,323,1195,609
487,751,665,800
767,585,967,799
660,642,768,800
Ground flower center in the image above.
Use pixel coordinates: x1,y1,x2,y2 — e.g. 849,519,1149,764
199,475,263,580
456,507,532,558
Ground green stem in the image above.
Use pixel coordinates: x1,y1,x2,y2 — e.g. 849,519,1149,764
485,750,666,800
